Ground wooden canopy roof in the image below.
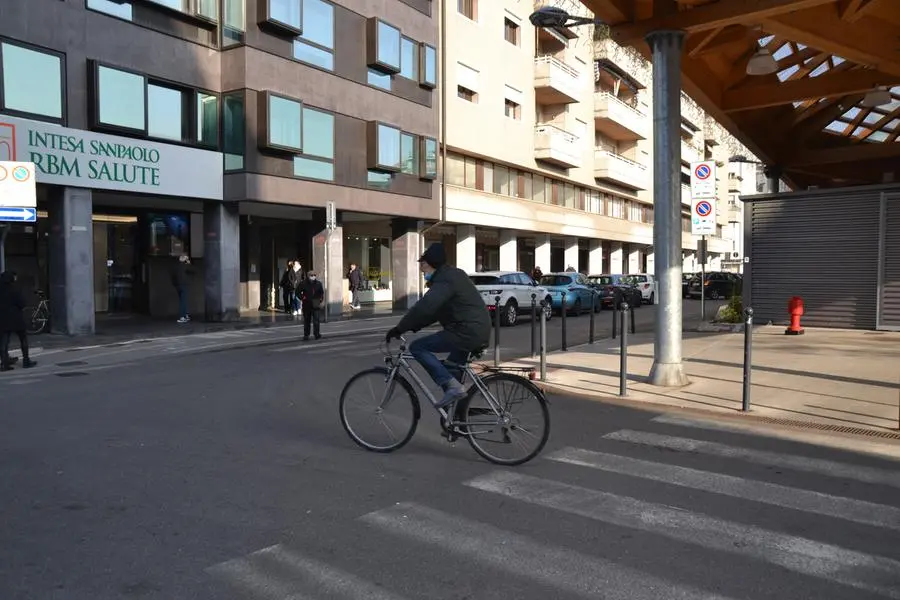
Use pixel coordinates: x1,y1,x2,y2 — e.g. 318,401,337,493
581,0,900,189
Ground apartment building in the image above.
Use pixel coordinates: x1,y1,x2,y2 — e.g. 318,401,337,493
0,0,438,334
431,0,748,278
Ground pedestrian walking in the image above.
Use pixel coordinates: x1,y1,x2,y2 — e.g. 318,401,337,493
348,263,362,309
0,271,36,371
299,270,325,340
171,254,194,323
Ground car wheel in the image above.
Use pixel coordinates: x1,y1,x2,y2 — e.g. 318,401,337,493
649,292,655,305
710,289,720,300
503,300,518,327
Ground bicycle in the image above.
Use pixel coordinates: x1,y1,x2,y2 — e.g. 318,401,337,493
24,291,49,335
338,335,550,466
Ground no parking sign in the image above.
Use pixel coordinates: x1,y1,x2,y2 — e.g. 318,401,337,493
690,160,716,199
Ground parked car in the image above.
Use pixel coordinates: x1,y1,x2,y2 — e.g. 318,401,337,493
688,272,743,300
468,271,553,326
586,274,643,309
682,273,697,298
539,272,598,315
625,273,657,304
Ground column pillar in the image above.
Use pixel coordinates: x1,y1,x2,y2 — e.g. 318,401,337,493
647,29,689,387
499,230,517,271
240,217,261,311
609,242,624,274
391,218,420,310
534,235,551,273
764,166,781,194
204,201,241,321
646,250,655,274
456,224,476,272
48,186,94,335
627,247,641,273
564,237,579,272
588,239,603,274
310,208,344,319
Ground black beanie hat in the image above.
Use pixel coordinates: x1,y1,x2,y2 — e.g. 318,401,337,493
418,242,447,268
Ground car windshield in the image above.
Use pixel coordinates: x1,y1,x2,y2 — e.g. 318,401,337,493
588,276,612,285
469,275,500,285
540,275,572,287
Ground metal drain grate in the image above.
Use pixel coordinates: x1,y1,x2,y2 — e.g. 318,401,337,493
738,414,900,440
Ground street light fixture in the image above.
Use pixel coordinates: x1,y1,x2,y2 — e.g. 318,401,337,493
528,6,604,29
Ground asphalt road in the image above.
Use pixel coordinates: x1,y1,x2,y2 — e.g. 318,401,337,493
1,332,898,600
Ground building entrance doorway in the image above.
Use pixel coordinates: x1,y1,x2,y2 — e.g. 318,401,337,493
92,214,139,313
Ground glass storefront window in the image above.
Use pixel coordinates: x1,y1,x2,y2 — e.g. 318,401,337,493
98,65,145,131
0,42,63,120
147,83,184,141
344,236,392,301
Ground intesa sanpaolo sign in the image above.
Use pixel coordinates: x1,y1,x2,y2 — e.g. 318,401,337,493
0,114,223,200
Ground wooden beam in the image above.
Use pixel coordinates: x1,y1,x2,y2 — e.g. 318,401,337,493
762,5,900,77
579,0,633,23
838,0,884,23
855,105,900,141
608,0,835,44
785,140,900,167
686,26,752,57
722,69,900,112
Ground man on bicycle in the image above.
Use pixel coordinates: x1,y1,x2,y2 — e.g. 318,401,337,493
385,242,491,408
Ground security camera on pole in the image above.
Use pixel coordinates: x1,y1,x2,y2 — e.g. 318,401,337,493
690,160,717,322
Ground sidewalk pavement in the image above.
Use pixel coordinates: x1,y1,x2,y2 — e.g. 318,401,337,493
506,325,900,440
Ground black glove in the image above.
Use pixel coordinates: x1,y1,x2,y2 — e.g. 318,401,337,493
385,327,401,343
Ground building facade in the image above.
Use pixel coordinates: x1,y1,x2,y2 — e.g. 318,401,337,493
0,0,439,333
435,0,753,279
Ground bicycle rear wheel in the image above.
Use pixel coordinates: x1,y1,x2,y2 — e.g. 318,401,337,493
24,306,47,335
339,367,420,453
457,372,550,466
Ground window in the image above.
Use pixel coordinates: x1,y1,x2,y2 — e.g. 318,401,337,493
87,0,133,20
369,122,401,172
264,92,303,152
223,0,246,46
197,92,218,147
147,0,218,21
367,170,392,190
147,83,184,141
419,43,437,88
223,92,245,170
420,137,437,179
367,18,400,74
504,99,520,120
97,65,145,131
504,18,519,45
399,37,418,80
400,133,417,175
367,68,391,90
457,86,476,102
458,0,476,20
0,41,64,121
294,0,334,71
263,0,302,34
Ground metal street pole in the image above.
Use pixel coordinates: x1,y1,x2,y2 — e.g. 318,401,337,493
0,225,8,273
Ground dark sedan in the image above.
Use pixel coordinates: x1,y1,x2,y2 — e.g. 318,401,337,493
586,274,643,309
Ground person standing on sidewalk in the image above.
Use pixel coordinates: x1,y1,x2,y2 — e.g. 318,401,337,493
171,255,194,324
0,271,36,371
348,263,362,310
299,270,325,340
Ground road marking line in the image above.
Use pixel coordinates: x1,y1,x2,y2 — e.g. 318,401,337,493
604,429,900,489
464,471,900,598
546,447,900,531
361,502,739,600
207,544,409,600
270,340,355,354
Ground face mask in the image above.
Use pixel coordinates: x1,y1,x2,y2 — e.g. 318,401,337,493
424,272,433,281
293,264,301,271
309,276,317,281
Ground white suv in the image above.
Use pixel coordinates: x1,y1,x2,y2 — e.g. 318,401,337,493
626,273,657,304
468,271,553,327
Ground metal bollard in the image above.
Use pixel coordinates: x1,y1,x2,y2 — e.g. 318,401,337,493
560,293,568,352
742,307,753,412
630,302,636,334
493,295,501,367
530,293,537,358
539,300,547,381
589,292,596,344
619,302,630,397
611,301,617,339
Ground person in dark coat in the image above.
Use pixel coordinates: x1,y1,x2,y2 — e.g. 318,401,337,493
0,271,36,371
299,270,325,340
171,255,193,323
385,243,491,407
348,263,362,310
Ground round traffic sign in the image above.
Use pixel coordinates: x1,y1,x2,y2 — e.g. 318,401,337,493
12,165,30,182
695,200,712,217
694,164,711,179
0,166,6,181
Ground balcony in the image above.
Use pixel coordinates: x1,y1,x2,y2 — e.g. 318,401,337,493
534,124,581,169
681,184,691,206
680,139,702,165
594,150,648,190
594,92,648,140
534,55,581,105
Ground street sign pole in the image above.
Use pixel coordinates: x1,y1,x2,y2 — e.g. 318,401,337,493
700,235,706,321
0,225,8,273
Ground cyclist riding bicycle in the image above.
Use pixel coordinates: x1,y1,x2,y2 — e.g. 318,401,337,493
385,242,492,408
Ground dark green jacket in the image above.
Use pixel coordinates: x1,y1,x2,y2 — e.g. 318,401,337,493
396,265,491,351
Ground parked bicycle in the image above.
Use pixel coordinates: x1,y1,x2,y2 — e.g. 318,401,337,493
339,335,550,466
24,291,49,335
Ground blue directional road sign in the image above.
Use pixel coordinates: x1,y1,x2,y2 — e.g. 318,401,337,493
0,207,37,222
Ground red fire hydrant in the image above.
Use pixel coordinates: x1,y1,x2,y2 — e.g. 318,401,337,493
785,296,805,335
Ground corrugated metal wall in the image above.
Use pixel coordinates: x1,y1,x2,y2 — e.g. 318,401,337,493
747,189,885,329
878,196,900,330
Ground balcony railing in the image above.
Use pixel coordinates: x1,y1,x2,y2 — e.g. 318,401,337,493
534,55,581,104
535,124,580,168
594,92,648,140
681,139,702,164
594,150,648,190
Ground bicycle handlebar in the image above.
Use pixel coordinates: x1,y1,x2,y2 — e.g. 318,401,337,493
379,334,408,356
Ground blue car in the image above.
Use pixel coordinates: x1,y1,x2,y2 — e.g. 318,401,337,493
539,272,599,315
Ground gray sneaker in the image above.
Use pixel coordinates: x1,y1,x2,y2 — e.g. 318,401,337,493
437,379,467,408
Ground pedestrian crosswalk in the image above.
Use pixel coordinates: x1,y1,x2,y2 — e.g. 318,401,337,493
205,415,900,599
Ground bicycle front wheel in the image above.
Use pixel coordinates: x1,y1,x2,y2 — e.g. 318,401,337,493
339,367,421,453
458,372,550,466
24,306,47,335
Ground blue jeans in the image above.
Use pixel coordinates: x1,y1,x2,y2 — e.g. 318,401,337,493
177,287,187,318
409,331,469,388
